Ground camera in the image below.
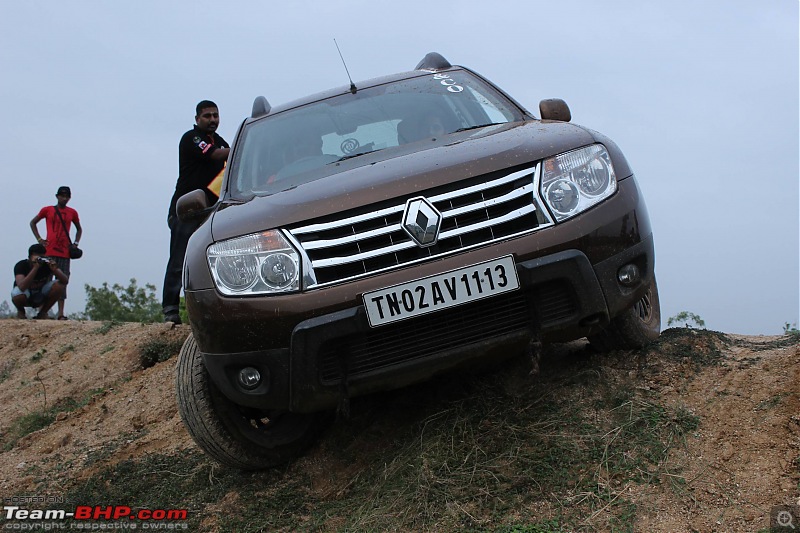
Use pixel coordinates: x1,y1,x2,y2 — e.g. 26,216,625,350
36,257,50,265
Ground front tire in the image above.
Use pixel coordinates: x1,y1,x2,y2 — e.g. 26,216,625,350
589,278,661,352
175,334,325,470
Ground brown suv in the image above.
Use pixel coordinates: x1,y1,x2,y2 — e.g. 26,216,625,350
175,53,660,470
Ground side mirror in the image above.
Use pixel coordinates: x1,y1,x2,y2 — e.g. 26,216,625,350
176,189,210,222
539,99,572,122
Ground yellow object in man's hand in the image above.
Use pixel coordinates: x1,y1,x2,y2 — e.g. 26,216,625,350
207,165,225,198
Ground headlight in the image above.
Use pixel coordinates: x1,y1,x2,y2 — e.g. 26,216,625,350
540,144,617,221
207,230,301,295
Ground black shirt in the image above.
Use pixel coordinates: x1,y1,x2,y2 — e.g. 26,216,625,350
168,125,229,217
13,259,53,289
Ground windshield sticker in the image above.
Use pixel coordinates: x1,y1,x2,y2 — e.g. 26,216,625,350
341,138,360,155
432,73,464,93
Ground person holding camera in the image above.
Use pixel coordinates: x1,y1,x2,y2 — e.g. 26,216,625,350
30,185,82,320
12,244,69,319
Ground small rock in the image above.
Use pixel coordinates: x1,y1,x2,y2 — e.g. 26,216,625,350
720,443,735,461
16,462,26,469
131,415,145,430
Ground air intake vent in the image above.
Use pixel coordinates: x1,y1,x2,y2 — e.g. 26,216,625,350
319,290,532,383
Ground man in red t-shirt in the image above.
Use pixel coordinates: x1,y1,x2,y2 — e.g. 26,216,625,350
30,186,83,320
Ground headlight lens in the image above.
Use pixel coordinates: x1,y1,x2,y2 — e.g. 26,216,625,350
208,231,301,295
540,144,617,221
260,252,298,289
215,255,260,292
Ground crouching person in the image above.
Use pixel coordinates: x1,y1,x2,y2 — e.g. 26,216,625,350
12,244,68,319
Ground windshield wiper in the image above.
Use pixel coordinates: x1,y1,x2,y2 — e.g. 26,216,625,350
333,149,380,162
453,122,505,133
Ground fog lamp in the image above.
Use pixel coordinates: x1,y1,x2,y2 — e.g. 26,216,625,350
617,264,641,286
238,367,262,390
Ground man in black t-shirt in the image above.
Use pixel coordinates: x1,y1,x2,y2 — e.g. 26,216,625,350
12,244,69,319
161,100,230,324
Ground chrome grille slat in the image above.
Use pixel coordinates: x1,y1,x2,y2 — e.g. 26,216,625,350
301,222,400,250
289,164,552,287
426,167,535,204
312,240,418,267
291,204,405,235
437,183,534,218
438,204,536,241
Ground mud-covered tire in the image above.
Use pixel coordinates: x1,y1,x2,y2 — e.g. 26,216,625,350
589,278,661,352
175,334,326,470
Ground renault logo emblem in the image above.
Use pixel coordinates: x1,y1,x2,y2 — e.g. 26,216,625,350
402,197,442,247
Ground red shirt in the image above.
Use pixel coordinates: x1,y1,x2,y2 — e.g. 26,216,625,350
38,205,80,258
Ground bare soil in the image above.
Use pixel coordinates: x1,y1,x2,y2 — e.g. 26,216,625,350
0,319,797,532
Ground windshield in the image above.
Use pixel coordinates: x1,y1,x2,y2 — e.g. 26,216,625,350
228,69,524,198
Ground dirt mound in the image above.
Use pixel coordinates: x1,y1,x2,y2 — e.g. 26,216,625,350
0,320,798,532
0,320,191,491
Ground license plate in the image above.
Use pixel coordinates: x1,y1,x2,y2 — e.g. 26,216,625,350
363,256,519,327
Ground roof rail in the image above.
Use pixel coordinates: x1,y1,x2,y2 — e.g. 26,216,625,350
415,52,451,71
251,96,271,118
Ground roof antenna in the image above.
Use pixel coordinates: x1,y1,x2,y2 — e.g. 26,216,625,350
334,39,357,94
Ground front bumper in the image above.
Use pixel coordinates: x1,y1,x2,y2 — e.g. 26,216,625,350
200,233,655,412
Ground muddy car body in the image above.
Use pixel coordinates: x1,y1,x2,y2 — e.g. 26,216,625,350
176,53,660,469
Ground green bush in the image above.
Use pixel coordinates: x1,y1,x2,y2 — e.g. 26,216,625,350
139,339,184,368
81,279,161,323
666,311,706,329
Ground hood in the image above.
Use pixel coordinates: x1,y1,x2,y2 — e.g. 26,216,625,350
210,120,594,241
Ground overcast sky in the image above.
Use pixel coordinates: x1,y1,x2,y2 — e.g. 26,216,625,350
1,1,797,334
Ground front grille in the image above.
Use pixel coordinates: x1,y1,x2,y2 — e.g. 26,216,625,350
319,290,532,383
289,164,553,287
